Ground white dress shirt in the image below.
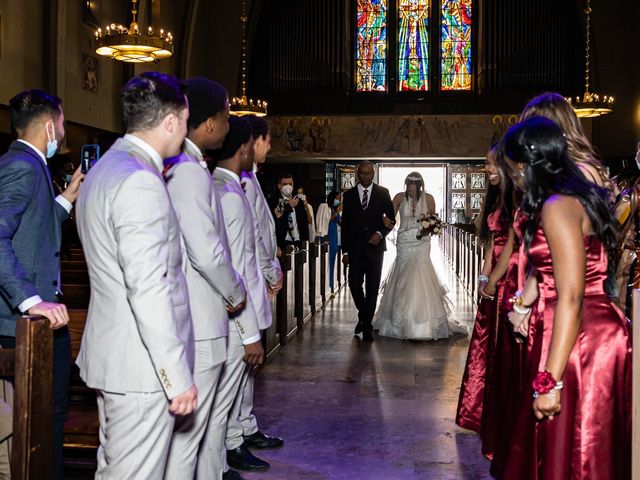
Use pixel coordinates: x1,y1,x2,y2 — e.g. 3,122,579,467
184,137,209,169
16,139,73,313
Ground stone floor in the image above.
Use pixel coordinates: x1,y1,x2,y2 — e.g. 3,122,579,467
242,252,492,480
65,249,492,479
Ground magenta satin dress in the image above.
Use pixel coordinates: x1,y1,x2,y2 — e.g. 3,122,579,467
455,209,508,432
503,229,632,480
480,211,527,462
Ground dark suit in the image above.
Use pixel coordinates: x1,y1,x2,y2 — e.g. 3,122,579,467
341,183,394,334
267,191,310,249
0,140,71,480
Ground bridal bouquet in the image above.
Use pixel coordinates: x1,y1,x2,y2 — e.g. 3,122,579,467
416,213,445,239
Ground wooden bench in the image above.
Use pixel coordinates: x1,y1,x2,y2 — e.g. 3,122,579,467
0,316,53,479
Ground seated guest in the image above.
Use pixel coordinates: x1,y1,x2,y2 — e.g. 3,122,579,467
0,89,84,480
75,72,197,479
202,117,265,480
268,173,310,251
225,115,284,473
163,77,248,479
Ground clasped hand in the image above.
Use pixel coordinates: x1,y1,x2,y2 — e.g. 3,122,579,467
533,390,561,421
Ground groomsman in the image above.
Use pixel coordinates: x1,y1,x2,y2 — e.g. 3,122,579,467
164,77,248,478
225,116,284,472
76,72,197,479
0,89,83,480
200,116,265,480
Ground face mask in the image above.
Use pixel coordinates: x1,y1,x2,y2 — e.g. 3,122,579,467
333,199,341,207
281,185,293,197
46,122,58,159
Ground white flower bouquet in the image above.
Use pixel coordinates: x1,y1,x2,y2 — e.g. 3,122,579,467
416,213,446,239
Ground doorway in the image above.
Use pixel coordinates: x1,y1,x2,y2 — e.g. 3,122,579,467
377,164,446,281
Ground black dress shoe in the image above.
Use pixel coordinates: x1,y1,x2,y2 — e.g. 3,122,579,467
223,470,245,480
244,431,284,449
227,443,270,471
354,320,363,335
363,331,375,342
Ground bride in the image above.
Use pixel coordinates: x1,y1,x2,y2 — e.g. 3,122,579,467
374,172,467,340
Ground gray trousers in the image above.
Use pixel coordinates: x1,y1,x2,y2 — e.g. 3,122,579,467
225,365,259,450
197,323,248,478
165,337,226,479
96,389,174,480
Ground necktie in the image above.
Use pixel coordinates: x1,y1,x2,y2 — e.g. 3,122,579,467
362,188,369,210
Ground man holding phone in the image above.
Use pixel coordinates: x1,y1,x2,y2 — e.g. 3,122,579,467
267,173,310,251
0,89,83,480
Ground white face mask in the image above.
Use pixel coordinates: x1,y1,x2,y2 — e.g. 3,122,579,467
281,184,293,197
46,121,58,158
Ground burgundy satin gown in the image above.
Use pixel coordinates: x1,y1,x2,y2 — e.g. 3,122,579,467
455,209,508,432
503,229,632,480
488,213,532,474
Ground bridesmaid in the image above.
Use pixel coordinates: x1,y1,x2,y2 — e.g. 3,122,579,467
455,145,512,432
502,117,631,480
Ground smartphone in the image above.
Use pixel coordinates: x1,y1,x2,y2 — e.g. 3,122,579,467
81,144,100,174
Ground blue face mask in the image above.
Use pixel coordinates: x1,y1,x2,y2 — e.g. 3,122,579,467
333,199,341,207
46,122,58,159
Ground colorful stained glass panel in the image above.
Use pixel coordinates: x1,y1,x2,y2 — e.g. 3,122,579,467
398,0,430,91
356,0,388,92
441,0,472,91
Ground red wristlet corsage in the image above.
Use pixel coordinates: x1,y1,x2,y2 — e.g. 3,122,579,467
532,371,557,395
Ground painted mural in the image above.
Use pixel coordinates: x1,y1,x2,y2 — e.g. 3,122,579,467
267,114,517,158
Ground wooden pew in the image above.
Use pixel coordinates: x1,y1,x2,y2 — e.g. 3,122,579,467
320,241,329,304
0,316,53,479
276,247,296,345
308,240,323,313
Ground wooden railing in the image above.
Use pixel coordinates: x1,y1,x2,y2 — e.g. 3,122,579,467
0,316,53,479
439,224,483,297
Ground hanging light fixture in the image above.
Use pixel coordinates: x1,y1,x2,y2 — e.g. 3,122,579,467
230,0,268,117
94,0,173,63
566,0,614,118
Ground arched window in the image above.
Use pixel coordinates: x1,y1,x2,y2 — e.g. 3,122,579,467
355,0,473,94
356,0,388,92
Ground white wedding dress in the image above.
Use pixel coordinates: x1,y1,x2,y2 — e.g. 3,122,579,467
374,195,467,340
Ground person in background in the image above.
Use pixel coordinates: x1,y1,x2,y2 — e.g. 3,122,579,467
268,174,310,251
0,89,84,480
326,191,343,290
297,186,315,240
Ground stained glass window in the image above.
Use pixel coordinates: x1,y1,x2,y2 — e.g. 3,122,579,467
398,0,430,91
356,0,388,92
440,0,472,91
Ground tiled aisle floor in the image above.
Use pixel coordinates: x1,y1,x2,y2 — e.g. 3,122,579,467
243,249,492,480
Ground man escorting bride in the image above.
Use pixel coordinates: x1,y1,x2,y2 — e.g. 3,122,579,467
374,172,467,340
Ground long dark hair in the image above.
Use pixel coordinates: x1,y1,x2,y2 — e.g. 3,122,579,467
327,190,341,210
404,172,424,200
476,146,515,243
477,145,501,243
503,116,618,272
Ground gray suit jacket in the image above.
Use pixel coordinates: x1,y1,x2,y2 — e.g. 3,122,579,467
241,170,280,330
165,143,246,341
75,137,194,398
0,141,69,336
212,168,261,343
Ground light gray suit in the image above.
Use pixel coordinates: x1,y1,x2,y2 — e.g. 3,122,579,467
225,170,282,449
164,141,247,479
76,136,195,480
198,167,262,478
